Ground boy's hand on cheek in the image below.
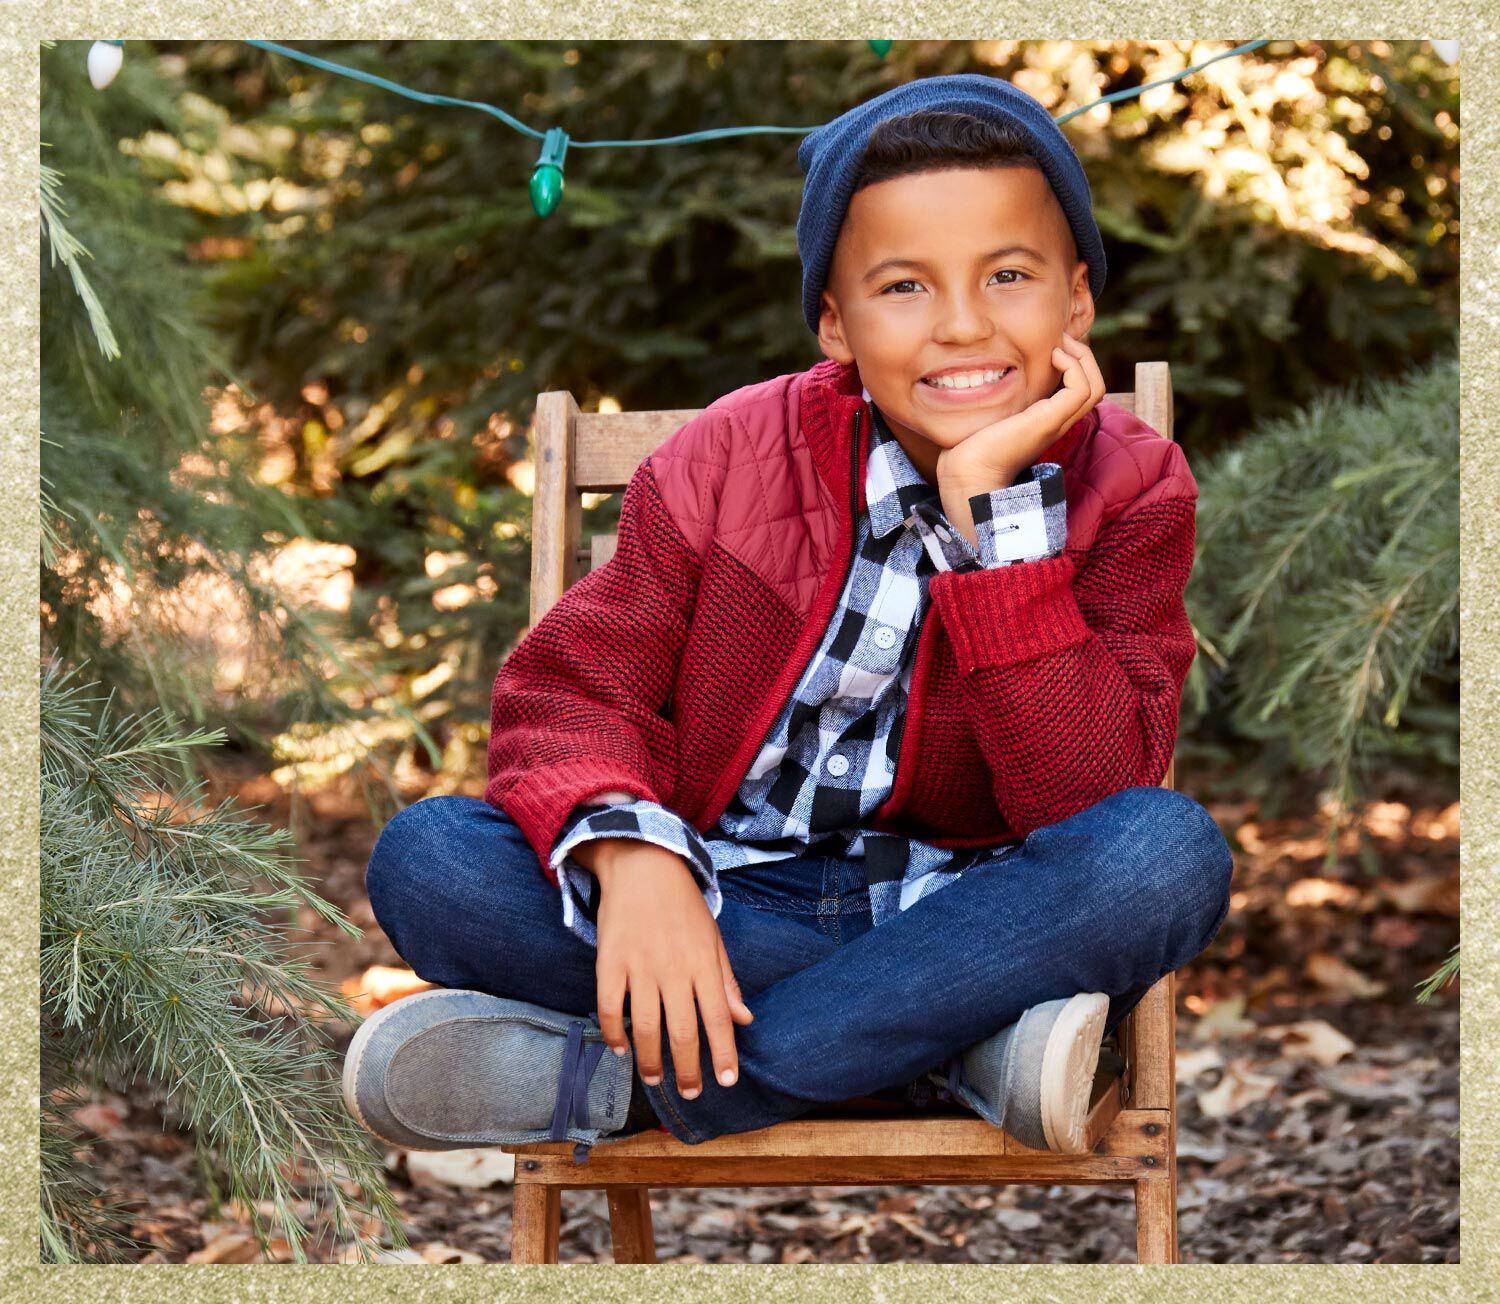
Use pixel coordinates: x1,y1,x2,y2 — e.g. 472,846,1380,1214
934,331,1104,547
590,841,754,1101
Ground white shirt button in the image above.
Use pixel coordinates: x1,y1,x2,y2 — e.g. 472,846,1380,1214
826,754,850,777
873,626,897,649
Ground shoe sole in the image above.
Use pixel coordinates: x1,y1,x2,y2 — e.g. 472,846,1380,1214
341,987,459,1146
1038,992,1110,1153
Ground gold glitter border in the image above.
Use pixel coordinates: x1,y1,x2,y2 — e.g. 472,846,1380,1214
4,14,1477,1300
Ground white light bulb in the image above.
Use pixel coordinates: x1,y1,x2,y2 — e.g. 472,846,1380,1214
1430,40,1460,66
88,41,123,90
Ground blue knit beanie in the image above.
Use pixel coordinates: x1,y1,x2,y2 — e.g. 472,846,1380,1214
796,73,1107,336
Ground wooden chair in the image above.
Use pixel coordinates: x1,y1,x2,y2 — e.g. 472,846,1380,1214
503,362,1183,1264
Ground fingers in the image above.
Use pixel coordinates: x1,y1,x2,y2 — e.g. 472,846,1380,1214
1061,330,1106,404
596,963,630,1056
1051,333,1104,422
1047,347,1090,422
631,980,664,1086
1064,330,1106,404
662,980,704,1098
694,973,740,1089
1052,344,1082,390
717,933,755,1027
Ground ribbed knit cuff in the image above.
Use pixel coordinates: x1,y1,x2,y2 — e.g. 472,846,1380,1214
933,551,1092,672
484,761,659,889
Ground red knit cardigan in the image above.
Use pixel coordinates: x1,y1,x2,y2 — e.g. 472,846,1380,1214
487,358,1200,887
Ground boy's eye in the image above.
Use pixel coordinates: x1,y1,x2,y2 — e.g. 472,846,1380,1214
880,270,1028,295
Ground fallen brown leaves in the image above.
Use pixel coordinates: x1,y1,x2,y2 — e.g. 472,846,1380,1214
79,756,1455,1264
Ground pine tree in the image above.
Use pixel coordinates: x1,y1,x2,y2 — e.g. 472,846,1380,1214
1186,346,1460,993
1188,348,1459,824
40,662,405,1262
40,41,407,1264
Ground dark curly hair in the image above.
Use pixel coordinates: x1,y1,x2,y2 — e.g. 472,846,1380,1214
850,110,1078,263
853,111,1039,186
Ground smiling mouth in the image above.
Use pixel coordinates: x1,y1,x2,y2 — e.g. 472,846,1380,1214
919,367,1017,398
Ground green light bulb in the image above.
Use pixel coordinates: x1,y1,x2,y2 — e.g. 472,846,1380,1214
531,165,563,217
530,127,570,219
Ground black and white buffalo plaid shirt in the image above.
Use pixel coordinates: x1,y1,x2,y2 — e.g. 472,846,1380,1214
550,391,1067,945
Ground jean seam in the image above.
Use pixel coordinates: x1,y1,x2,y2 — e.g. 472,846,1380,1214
718,894,822,916
648,1080,701,1144
718,875,825,913
820,890,839,943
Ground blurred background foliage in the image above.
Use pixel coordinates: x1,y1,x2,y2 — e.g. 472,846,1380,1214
41,35,1458,830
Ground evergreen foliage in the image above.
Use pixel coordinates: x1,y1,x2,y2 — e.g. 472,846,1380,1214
40,663,406,1263
128,39,1454,802
1185,345,1459,887
40,40,407,1264
41,41,434,774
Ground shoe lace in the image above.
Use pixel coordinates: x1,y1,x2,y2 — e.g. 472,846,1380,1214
549,1019,607,1164
940,1052,967,1104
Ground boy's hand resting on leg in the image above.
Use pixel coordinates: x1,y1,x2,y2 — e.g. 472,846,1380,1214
572,838,754,1100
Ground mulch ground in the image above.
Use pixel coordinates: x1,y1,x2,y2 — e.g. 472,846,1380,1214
72,755,1459,1264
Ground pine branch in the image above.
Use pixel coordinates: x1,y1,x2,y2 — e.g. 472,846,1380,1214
1416,944,1459,1004
41,662,407,1263
39,154,120,359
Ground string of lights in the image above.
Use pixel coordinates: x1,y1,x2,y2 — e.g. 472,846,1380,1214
87,39,1446,220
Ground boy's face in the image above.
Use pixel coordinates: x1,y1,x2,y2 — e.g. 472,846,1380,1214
818,165,1096,485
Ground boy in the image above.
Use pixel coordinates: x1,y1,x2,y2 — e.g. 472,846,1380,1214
343,73,1234,1162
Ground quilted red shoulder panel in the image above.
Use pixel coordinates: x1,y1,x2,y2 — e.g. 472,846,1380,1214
650,370,840,614
1064,400,1199,553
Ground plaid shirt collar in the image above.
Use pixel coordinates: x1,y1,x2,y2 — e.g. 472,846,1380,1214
860,389,945,542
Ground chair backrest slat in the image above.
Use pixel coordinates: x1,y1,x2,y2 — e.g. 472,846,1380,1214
574,409,705,491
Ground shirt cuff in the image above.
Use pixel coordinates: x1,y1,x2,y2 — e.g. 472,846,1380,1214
549,799,722,947
967,462,1067,568
908,464,1066,573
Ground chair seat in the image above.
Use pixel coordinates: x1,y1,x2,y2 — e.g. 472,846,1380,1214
500,1062,1155,1188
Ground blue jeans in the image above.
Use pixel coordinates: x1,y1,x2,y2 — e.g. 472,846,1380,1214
364,785,1233,1146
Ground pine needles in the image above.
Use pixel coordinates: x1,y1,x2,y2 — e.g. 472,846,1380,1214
40,661,407,1263
1189,347,1459,833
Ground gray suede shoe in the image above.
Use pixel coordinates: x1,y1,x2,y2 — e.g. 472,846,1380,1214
341,988,635,1161
936,992,1111,1154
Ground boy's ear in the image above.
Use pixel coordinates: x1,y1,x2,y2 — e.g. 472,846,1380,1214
817,290,855,364
1068,263,1097,340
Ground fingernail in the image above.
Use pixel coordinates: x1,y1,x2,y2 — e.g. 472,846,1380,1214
718,1069,737,1087
681,1086,701,1100
642,1074,661,1086
613,1045,627,1057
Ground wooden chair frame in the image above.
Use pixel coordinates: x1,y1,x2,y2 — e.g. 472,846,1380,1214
504,362,1181,1264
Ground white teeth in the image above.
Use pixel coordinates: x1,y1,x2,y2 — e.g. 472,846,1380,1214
925,368,1011,389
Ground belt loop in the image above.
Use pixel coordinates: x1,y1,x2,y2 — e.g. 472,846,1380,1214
821,855,839,908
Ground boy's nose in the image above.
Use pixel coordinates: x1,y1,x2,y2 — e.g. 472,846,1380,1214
931,302,999,344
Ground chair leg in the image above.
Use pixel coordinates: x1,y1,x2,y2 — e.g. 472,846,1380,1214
511,1180,561,1263
606,1188,657,1263
1135,1168,1180,1263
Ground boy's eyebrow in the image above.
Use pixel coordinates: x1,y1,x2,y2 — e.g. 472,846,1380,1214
860,244,1050,284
